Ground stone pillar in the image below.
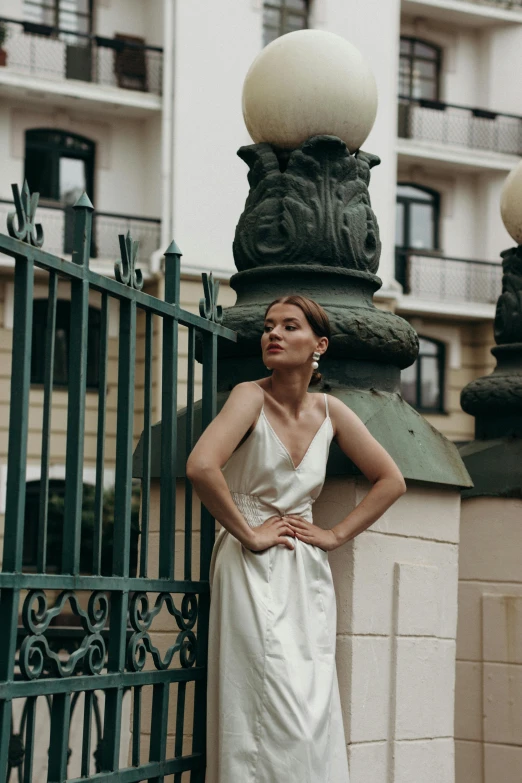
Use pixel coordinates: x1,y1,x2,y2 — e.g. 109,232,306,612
214,134,471,783
134,133,471,782
456,245,522,783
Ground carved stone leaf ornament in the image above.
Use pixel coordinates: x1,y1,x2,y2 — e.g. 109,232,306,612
494,246,522,345
233,136,381,274
461,244,522,417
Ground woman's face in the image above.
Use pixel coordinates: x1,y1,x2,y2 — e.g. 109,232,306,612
261,303,327,372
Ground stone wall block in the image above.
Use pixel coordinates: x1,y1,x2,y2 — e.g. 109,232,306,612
351,533,458,637
348,741,387,783
457,583,522,662
395,638,456,740
336,635,391,744
483,662,522,745
459,499,522,581
455,740,482,783
484,743,522,783
454,661,482,741
396,563,439,637
393,738,454,783
482,593,522,664
362,482,460,544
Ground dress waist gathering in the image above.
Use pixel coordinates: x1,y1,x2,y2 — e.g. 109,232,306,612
229,491,313,528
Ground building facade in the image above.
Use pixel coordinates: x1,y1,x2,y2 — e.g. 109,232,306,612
0,0,521,777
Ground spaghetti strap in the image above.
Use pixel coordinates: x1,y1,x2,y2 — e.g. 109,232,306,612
323,392,329,418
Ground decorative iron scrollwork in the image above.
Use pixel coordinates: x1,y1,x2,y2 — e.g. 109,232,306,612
19,590,108,680
199,272,223,323
126,592,198,672
7,181,44,248
115,231,144,290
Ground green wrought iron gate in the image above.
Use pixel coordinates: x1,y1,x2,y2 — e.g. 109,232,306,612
0,182,236,781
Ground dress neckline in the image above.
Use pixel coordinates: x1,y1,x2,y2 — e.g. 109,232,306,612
261,410,329,471
252,383,330,471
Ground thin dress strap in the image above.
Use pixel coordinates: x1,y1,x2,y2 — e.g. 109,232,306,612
323,393,329,418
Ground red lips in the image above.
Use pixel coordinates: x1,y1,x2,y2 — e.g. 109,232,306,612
267,345,283,352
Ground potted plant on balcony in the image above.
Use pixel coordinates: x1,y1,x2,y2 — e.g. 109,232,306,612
0,22,9,67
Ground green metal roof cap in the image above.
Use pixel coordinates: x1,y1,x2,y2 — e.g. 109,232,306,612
133,388,472,488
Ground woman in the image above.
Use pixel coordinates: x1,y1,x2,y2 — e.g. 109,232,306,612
186,295,406,783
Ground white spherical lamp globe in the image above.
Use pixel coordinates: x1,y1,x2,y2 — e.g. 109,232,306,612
242,29,378,153
501,161,522,244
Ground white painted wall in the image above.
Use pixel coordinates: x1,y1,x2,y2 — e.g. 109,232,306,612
316,0,401,289
95,0,162,45
169,0,260,273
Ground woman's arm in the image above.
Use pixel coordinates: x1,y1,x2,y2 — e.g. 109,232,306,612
186,383,295,551
287,395,406,550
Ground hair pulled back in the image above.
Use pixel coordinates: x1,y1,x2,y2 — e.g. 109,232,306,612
264,295,330,386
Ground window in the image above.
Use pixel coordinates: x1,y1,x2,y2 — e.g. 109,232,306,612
25,129,95,254
263,0,309,47
396,183,440,251
399,37,441,101
25,129,95,205
401,337,445,413
31,299,101,389
23,0,93,35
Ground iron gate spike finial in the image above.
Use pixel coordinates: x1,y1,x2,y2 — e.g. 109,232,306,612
7,181,44,248
115,231,144,290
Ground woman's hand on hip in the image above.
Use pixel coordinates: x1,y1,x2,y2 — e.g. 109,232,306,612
284,515,338,552
246,515,296,552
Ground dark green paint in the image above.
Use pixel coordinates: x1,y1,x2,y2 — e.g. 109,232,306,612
460,244,522,496
0,181,236,781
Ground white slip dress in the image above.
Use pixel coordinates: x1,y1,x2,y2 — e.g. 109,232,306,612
206,388,350,783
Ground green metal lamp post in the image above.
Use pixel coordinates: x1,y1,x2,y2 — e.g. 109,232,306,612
460,160,522,494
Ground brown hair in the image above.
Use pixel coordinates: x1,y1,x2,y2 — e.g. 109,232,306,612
264,295,330,386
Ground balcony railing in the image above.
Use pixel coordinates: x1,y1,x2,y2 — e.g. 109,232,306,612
398,96,522,156
395,248,502,305
0,199,161,266
0,17,163,96
459,0,522,8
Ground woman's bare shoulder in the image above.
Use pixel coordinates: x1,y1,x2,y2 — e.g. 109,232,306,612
222,381,264,414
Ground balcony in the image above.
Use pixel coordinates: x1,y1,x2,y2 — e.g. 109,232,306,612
395,248,502,306
398,96,522,171
0,200,161,276
465,0,522,7
402,0,522,27
0,17,162,113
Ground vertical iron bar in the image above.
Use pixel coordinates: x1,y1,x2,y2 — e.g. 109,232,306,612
3,254,34,572
191,330,218,783
0,255,34,782
103,291,136,772
37,271,57,572
81,690,94,777
173,681,186,783
159,242,181,580
93,292,109,575
184,327,195,581
23,697,37,783
47,693,71,783
148,682,170,783
139,311,153,578
62,194,93,574
132,686,142,767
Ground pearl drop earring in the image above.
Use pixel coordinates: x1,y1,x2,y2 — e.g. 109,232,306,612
312,351,320,370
